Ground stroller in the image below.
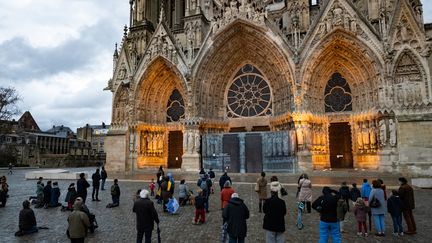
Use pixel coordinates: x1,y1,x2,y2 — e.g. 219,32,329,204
82,204,98,233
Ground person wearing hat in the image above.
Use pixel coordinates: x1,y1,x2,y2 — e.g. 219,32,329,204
263,186,286,243
15,200,38,236
133,189,160,243
221,180,235,210
67,198,90,243
398,177,416,234
222,193,250,243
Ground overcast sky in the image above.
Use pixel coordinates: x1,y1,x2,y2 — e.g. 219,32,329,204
0,1,431,132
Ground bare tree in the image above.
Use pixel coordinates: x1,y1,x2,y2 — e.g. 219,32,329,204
0,86,20,120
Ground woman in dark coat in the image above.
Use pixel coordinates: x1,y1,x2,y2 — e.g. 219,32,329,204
222,193,250,243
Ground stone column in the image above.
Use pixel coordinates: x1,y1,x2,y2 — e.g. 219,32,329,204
181,118,201,171
238,133,246,173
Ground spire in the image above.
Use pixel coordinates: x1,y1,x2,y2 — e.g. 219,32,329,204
113,43,119,59
159,1,166,24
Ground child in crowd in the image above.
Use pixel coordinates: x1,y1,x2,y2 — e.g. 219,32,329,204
193,189,206,224
387,190,404,236
354,198,369,236
337,196,348,233
149,179,156,197
350,183,361,203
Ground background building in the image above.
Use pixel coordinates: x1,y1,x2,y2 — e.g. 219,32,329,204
105,0,432,175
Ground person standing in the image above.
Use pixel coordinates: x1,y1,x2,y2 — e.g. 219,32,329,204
35,181,45,208
350,183,361,203
337,196,348,233
77,173,90,204
197,174,212,213
209,168,216,194
43,181,52,209
67,199,90,243
100,167,108,191
369,180,386,237
256,172,268,213
297,174,312,213
110,179,120,207
263,187,286,243
149,179,156,197
65,183,77,211
398,177,416,234
161,176,172,212
91,169,101,201
221,181,235,210
219,172,232,191
361,179,372,202
353,198,369,237
15,200,38,236
387,190,404,236
223,193,250,243
8,163,13,175
133,189,160,243
194,189,206,224
269,176,283,199
312,187,341,243
0,176,9,207
339,182,351,211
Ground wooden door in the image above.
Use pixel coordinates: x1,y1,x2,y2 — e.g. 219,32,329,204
329,123,353,168
168,131,183,168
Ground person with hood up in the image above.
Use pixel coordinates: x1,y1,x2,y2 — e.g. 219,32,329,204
222,193,250,243
312,187,341,243
64,183,77,211
219,172,232,191
67,198,90,243
270,176,284,199
263,186,286,243
354,197,369,237
221,181,235,210
76,173,90,204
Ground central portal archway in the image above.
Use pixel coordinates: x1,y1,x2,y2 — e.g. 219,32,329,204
329,123,353,168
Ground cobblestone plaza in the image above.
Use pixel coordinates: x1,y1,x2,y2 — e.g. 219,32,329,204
0,169,430,242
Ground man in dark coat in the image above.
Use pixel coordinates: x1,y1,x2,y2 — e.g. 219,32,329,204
77,173,90,203
100,167,108,190
312,187,341,243
91,169,101,201
133,189,160,243
15,200,38,236
219,172,232,191
398,177,416,234
43,181,52,209
263,187,286,242
223,193,250,243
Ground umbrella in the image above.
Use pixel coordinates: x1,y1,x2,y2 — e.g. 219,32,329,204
157,224,161,243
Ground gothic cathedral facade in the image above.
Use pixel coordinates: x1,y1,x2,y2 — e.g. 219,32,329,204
105,0,432,176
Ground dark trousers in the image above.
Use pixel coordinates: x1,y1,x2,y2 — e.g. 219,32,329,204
112,195,119,206
137,230,152,243
101,179,106,190
92,185,99,200
357,221,367,233
391,215,403,233
301,201,312,213
70,238,84,243
403,209,417,233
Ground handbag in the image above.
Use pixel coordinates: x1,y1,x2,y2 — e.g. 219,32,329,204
369,196,381,208
254,183,259,192
281,187,288,196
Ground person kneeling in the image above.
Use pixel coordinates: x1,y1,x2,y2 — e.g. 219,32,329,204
15,200,38,237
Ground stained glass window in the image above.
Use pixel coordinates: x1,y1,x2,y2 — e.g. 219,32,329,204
324,73,352,112
227,64,272,118
166,89,185,122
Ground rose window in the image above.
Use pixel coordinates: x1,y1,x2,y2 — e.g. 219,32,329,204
166,89,185,122
324,73,353,112
227,64,272,118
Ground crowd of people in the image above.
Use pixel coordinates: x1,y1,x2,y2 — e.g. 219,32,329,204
0,165,419,243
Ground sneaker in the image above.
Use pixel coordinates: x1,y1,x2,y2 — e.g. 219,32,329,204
364,233,368,237
357,232,362,236
393,233,398,237
399,232,404,236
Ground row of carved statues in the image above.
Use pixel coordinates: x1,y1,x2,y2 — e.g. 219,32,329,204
138,131,165,157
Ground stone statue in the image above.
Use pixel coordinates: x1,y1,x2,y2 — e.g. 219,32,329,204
370,126,377,149
187,131,194,154
194,131,200,153
157,134,164,154
362,123,370,149
290,129,297,155
389,119,397,147
379,119,387,146
296,127,304,149
332,3,344,26
357,124,364,151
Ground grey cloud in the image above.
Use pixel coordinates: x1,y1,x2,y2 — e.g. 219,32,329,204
0,19,122,82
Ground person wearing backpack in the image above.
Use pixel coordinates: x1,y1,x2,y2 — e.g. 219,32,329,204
312,187,341,243
337,196,348,233
369,180,386,237
110,179,120,207
197,174,212,213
